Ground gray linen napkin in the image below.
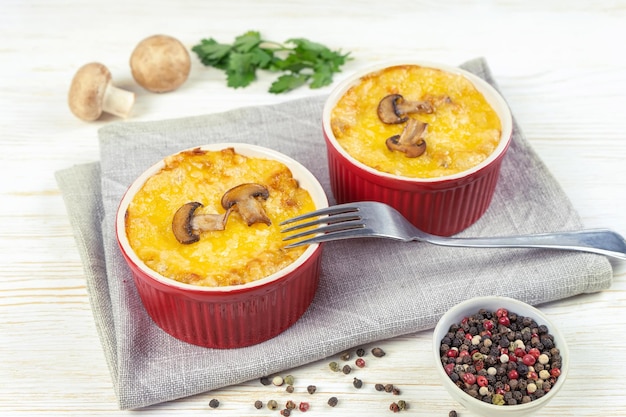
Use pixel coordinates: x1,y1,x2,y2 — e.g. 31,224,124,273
55,57,612,410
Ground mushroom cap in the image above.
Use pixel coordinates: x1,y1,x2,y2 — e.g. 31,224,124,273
221,183,271,226
172,201,203,244
130,34,191,93
68,62,112,121
377,94,408,124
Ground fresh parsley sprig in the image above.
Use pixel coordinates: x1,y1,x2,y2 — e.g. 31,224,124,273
192,31,351,94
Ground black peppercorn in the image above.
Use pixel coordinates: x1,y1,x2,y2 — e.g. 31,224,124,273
372,347,386,357
307,385,316,394
356,347,365,357
327,396,338,407
342,364,352,374
254,400,263,409
208,399,219,408
353,377,363,388
375,383,385,391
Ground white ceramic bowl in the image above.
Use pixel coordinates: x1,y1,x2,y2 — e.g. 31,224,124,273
433,296,569,417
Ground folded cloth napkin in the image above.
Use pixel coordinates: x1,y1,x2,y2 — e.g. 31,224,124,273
55,57,612,410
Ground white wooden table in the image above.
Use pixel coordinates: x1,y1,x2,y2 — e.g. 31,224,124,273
1,1,625,415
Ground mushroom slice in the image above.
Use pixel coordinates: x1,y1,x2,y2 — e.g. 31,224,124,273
377,94,433,124
172,202,230,244
221,183,272,227
385,118,428,158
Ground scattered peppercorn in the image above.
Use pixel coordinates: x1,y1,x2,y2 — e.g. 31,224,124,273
342,364,352,374
286,400,296,410
329,361,340,372
327,396,338,407
284,374,295,385
449,411,458,417
375,383,385,392
340,351,351,361
389,402,400,413
260,376,271,386
254,400,263,409
286,385,294,393
299,401,310,412
392,387,401,395
384,383,394,393
355,358,366,368
356,347,366,357
353,377,363,388
372,347,386,357
280,409,291,416
307,385,317,394
267,399,278,410
397,400,407,410
272,376,284,386
208,399,219,408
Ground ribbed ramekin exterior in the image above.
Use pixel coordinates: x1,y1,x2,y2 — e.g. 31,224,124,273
325,134,507,236
123,247,323,349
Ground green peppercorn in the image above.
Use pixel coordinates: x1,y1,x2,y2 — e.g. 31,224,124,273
267,399,278,410
208,399,219,408
329,361,340,372
284,374,295,385
492,393,505,405
353,377,363,389
397,400,407,410
327,396,338,407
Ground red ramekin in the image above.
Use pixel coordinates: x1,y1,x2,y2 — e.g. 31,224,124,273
115,143,329,349
322,61,514,236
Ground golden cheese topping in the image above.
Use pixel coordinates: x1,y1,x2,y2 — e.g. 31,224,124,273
125,148,316,287
331,65,502,178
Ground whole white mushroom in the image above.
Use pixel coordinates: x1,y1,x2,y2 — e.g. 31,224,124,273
68,62,135,121
130,34,191,93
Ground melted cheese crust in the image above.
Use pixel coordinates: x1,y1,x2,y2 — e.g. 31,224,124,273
331,65,502,178
125,148,316,287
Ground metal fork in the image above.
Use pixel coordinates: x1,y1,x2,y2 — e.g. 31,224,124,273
280,201,626,260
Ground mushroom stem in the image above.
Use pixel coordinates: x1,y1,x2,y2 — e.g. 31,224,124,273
102,83,135,119
386,118,428,158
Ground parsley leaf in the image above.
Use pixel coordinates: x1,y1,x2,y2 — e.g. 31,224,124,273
192,32,351,93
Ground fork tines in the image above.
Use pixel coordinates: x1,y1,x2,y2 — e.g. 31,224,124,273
280,204,365,247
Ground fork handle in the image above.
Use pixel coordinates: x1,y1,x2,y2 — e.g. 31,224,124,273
423,229,626,260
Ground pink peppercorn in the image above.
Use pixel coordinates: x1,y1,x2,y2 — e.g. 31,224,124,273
483,320,494,331
299,402,310,412
527,371,539,380
528,348,541,359
459,350,470,358
444,363,455,375
508,370,519,380
463,373,476,385
446,349,459,358
477,375,488,387
550,368,561,378
522,354,536,366
496,308,508,318
498,315,511,326
514,347,525,358
355,358,365,368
